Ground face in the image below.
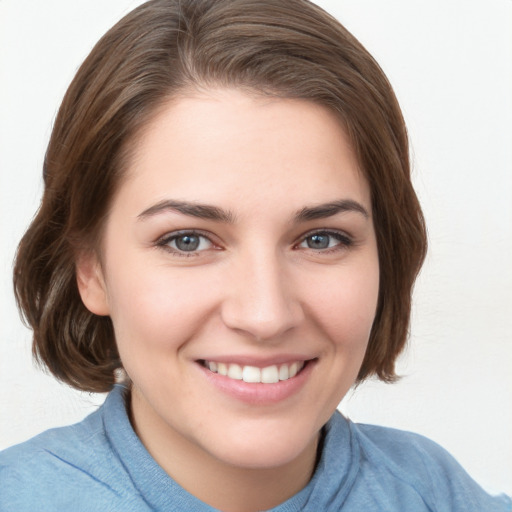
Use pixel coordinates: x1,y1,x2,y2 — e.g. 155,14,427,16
78,89,379,474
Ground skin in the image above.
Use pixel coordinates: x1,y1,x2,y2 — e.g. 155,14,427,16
77,88,380,512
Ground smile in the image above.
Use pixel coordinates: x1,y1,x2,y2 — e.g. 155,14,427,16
202,360,306,384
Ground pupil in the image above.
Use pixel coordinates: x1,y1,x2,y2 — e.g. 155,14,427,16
308,234,329,249
176,235,199,251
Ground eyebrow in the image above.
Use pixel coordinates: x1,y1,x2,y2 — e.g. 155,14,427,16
137,199,236,223
137,198,369,223
294,199,369,222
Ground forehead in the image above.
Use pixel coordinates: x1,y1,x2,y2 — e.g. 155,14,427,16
116,88,370,217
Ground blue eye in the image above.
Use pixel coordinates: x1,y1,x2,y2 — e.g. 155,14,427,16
158,232,213,254
174,234,201,251
299,231,352,251
306,234,331,249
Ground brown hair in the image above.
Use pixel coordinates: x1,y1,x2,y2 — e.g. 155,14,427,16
14,0,427,393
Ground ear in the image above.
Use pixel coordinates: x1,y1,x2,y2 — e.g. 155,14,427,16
76,251,110,316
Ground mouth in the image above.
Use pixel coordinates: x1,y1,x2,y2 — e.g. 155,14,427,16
199,359,311,384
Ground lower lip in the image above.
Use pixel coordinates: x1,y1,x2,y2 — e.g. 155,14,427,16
197,360,316,405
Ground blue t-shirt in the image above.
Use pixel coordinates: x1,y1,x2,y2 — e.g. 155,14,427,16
0,385,510,511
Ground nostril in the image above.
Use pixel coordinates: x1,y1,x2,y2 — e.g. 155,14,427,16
220,300,304,341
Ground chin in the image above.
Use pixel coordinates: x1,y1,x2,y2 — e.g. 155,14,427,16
204,421,320,471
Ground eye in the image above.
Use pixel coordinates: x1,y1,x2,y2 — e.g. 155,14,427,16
297,231,352,251
157,231,214,255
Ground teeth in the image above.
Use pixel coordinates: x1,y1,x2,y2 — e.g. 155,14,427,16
261,365,279,384
242,366,260,383
205,360,305,383
217,362,228,376
227,363,243,380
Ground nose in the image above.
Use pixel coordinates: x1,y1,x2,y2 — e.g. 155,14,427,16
220,249,304,342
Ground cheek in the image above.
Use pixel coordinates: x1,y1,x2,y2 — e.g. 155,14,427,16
104,264,219,354
306,262,380,349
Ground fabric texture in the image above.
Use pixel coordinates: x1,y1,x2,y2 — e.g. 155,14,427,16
1,385,510,512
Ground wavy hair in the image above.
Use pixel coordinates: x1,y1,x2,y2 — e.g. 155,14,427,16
14,0,427,392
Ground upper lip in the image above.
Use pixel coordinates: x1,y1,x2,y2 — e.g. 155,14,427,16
196,355,317,367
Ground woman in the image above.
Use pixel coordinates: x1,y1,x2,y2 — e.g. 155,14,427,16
0,0,510,510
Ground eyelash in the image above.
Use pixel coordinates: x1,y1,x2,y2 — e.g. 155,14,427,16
296,230,354,254
155,229,353,257
155,230,217,258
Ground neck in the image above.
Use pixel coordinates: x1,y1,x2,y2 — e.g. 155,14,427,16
129,388,320,512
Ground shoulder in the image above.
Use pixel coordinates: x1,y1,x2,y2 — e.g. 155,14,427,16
353,421,453,473
0,390,147,512
0,404,106,468
0,410,105,511
347,418,512,512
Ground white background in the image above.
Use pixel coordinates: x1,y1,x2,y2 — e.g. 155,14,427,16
1,0,511,495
